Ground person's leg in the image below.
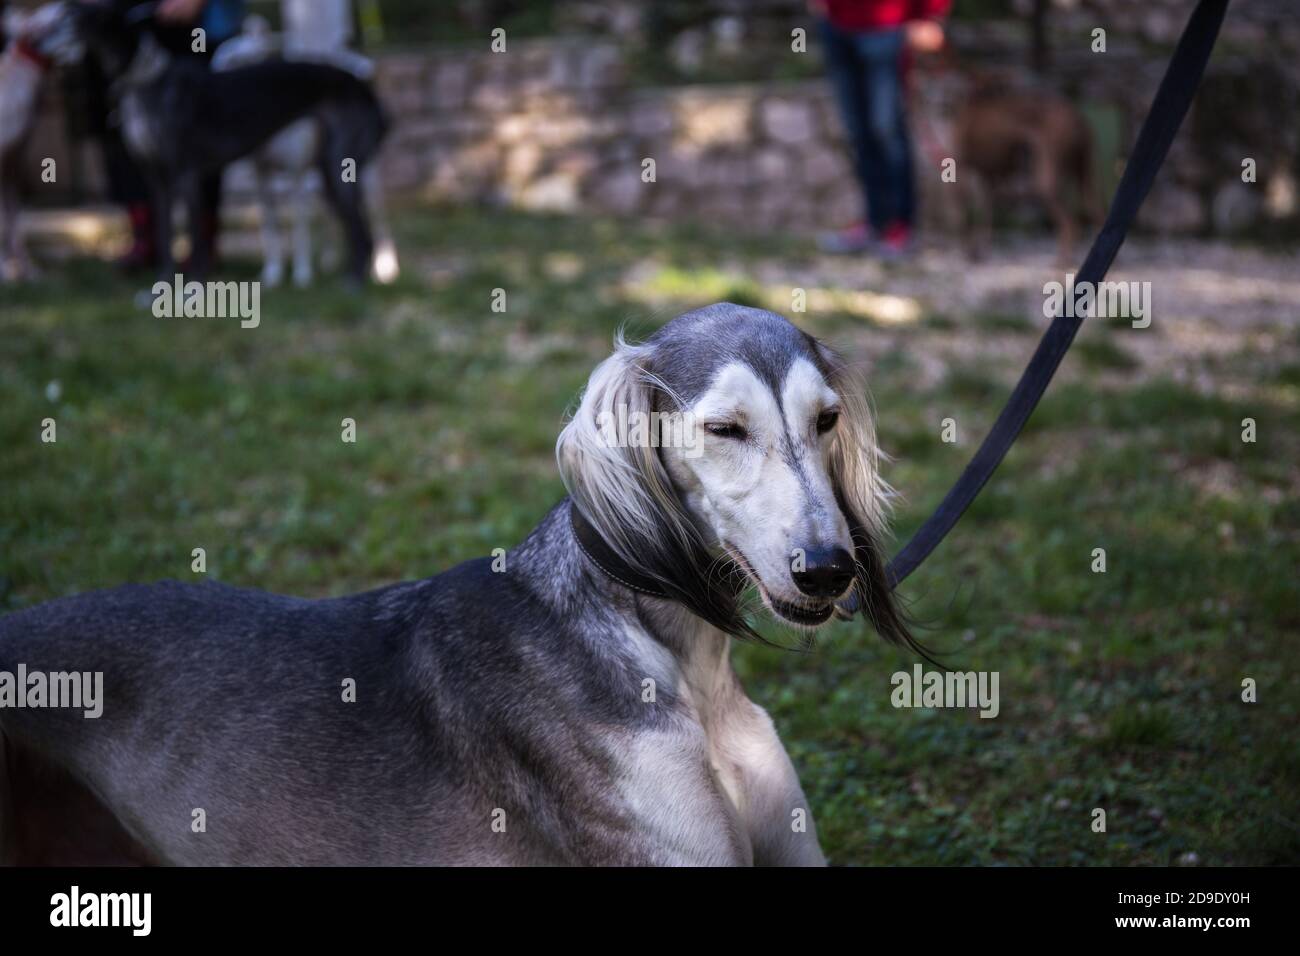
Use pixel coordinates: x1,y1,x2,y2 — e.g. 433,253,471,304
892,68,917,230
107,138,157,271
855,27,916,243
197,173,223,267
818,20,877,233
81,54,156,271
180,41,224,270
151,177,175,281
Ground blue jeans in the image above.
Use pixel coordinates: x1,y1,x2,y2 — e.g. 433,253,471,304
819,21,916,231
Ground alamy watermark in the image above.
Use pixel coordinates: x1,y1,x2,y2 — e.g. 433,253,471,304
0,664,103,718
50,886,150,936
152,273,260,328
1043,273,1152,328
891,664,1000,719
597,403,702,458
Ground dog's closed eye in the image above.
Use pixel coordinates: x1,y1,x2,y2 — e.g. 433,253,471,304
704,421,748,440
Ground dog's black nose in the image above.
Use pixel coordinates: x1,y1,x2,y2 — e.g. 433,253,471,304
791,547,855,598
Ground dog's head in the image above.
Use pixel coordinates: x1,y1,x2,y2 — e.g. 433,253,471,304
65,0,149,77
558,304,912,647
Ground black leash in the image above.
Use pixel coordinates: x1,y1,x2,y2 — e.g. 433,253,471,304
876,0,1229,595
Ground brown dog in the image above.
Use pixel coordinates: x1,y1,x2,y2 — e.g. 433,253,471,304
953,73,1103,263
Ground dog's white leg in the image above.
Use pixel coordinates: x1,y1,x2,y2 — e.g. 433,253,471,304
0,175,18,282
255,164,284,288
363,164,398,284
730,701,828,866
668,626,827,866
1,53,44,282
0,155,31,281
290,174,313,288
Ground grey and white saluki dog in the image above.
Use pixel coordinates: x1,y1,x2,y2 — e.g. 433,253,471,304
0,304,914,866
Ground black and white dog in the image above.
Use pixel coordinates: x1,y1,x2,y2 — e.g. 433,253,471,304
0,305,914,866
211,14,398,288
72,0,389,284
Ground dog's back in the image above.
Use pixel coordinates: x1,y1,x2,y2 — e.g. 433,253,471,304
167,58,388,171
956,80,1092,180
210,34,378,171
0,548,644,864
0,575,449,863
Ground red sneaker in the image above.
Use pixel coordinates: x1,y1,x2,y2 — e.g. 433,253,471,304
817,222,873,254
116,202,156,274
874,222,916,260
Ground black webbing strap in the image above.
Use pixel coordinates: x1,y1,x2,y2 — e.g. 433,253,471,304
875,0,1230,596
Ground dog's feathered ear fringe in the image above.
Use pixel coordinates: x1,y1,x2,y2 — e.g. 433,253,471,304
820,343,931,659
557,332,761,640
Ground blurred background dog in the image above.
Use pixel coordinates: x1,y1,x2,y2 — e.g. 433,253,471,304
211,13,398,287
0,2,80,281
70,0,391,284
953,70,1102,263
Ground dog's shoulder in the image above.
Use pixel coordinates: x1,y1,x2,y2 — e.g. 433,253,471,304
400,555,551,643
208,56,370,94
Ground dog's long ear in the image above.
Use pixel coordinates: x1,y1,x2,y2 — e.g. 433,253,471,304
557,333,758,638
819,344,917,652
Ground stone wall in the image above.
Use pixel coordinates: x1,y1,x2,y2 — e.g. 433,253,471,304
368,4,1300,238
376,43,872,230
19,0,1299,238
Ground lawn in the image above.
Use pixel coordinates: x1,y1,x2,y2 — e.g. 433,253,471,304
2,203,1297,865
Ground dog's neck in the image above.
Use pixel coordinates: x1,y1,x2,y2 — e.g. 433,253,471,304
512,500,733,664
569,506,669,599
639,594,732,688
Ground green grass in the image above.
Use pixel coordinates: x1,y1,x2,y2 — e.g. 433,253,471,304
2,203,1297,865
971,311,1035,335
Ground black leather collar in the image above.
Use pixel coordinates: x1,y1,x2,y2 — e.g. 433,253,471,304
569,505,670,599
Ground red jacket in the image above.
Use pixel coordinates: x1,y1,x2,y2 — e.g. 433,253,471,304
821,0,951,32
